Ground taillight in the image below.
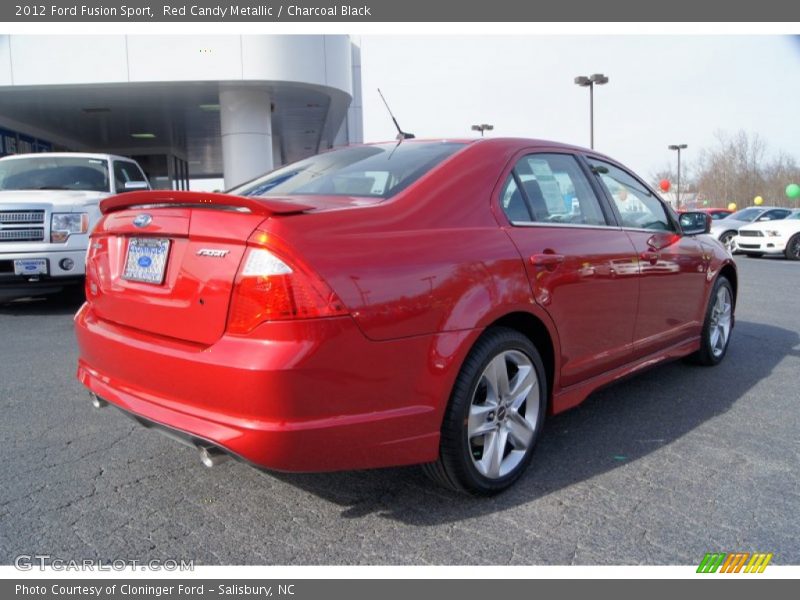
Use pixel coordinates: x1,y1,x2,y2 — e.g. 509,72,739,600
227,233,348,334
84,239,98,303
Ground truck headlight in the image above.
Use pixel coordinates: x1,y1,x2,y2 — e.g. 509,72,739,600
764,230,782,237
51,213,89,243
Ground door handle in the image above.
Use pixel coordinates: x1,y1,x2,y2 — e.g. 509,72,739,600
530,253,565,267
640,250,659,265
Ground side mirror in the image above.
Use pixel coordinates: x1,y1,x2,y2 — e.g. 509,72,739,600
679,211,711,235
123,181,149,192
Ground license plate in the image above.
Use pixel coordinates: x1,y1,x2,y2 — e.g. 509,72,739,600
123,238,170,284
14,258,48,276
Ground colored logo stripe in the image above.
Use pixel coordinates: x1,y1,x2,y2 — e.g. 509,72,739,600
697,553,726,573
720,553,749,573
744,553,773,573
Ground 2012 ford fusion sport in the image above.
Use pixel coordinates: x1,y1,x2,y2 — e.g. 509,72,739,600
75,138,736,494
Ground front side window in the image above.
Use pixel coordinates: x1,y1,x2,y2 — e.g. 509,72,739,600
113,161,148,193
0,156,110,192
230,142,466,200
759,209,791,221
500,153,607,226
588,158,674,231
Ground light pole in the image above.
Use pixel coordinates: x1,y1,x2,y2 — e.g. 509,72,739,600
574,73,609,149
471,124,494,137
668,144,688,209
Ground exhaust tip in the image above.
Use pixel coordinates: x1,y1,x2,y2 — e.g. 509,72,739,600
199,446,229,468
90,393,108,409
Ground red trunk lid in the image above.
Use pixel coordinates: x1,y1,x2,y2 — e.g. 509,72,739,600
85,191,309,345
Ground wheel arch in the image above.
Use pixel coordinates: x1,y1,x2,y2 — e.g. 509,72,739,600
719,262,738,305
485,311,557,408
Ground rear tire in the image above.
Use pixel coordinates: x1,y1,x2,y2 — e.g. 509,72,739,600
686,276,734,366
785,234,800,261
422,327,547,495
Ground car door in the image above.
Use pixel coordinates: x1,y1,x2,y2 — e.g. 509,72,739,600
498,151,640,388
585,157,709,358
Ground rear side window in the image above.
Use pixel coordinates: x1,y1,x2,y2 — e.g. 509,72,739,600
500,153,607,226
230,142,465,199
588,158,675,232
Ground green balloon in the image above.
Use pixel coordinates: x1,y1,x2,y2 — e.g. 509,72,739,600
787,183,800,200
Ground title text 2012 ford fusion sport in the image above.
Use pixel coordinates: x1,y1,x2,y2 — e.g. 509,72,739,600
74,139,736,494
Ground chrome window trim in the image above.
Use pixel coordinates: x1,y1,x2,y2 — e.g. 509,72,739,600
509,220,623,232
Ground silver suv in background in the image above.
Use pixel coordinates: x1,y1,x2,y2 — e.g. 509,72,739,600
0,153,150,300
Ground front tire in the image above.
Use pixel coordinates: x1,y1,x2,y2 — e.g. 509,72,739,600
687,276,734,366
423,327,547,495
785,234,800,261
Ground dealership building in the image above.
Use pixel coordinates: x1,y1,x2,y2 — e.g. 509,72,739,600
0,35,363,190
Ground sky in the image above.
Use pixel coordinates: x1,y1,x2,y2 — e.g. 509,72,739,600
359,35,800,181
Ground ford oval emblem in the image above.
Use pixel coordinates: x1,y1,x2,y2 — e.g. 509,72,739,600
138,256,152,268
133,214,152,228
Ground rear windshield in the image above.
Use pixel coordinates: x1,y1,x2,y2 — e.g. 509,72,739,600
230,142,466,199
0,156,110,192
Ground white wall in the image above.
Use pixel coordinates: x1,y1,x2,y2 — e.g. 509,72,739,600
0,35,354,95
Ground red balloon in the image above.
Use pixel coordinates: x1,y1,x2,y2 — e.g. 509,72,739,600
659,179,671,192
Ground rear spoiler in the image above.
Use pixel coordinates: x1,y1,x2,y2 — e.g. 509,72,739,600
100,190,313,216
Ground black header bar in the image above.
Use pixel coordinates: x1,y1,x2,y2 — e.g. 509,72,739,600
2,0,799,22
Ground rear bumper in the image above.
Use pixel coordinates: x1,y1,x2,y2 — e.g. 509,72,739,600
75,304,470,472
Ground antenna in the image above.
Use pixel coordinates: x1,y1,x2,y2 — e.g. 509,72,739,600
377,88,415,140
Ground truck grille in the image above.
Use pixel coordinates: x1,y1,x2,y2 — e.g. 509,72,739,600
738,230,763,237
0,210,46,243
0,228,45,242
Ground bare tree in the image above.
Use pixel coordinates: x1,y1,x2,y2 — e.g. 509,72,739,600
693,130,798,208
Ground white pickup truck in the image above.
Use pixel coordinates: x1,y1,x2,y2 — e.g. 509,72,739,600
0,153,150,299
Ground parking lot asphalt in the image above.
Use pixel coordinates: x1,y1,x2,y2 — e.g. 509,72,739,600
1,256,798,566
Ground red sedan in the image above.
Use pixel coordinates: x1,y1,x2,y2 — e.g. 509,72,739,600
75,139,736,494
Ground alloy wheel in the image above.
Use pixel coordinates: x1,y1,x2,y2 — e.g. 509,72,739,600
709,286,733,358
788,236,800,260
720,232,736,254
467,350,539,480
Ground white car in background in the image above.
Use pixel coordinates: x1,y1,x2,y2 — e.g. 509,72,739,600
709,206,793,254
0,153,150,299
734,209,800,260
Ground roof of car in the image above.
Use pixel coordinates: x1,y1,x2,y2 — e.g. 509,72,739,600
374,137,593,152
0,152,139,162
